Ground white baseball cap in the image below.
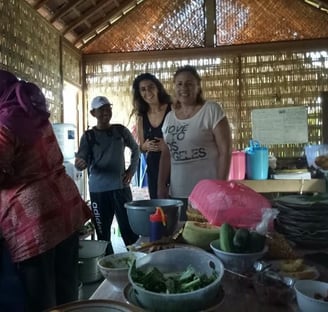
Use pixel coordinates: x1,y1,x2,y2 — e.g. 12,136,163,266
90,96,111,110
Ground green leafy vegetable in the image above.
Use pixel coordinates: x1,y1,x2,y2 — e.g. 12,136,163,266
103,255,135,268
131,262,217,294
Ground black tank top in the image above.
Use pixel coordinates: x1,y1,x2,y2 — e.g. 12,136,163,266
142,105,171,199
143,106,171,141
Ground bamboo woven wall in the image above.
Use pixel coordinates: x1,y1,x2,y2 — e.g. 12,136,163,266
239,52,328,157
85,49,328,158
62,43,82,87
0,0,63,122
84,58,237,128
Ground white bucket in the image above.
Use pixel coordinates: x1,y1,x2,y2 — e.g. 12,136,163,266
78,281,83,300
52,123,76,161
78,240,108,284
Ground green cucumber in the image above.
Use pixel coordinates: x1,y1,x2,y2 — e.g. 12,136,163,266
233,228,250,253
249,231,266,252
219,223,235,252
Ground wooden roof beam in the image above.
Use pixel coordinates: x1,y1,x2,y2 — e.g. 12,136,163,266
33,0,49,10
73,0,140,46
204,0,216,48
50,0,85,23
63,0,118,35
304,0,328,12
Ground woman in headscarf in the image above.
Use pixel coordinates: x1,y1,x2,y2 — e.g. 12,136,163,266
0,69,91,312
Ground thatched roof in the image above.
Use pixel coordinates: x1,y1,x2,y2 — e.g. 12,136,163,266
24,0,328,52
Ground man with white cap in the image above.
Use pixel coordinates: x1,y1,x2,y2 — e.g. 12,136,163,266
75,96,139,254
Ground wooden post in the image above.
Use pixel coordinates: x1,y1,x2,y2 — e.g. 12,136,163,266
321,92,328,144
204,0,216,48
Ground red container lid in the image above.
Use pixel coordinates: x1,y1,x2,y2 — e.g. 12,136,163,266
150,207,167,225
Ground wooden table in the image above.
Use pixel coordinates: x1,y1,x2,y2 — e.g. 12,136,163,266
90,282,125,304
238,179,326,194
90,275,296,311
90,249,328,312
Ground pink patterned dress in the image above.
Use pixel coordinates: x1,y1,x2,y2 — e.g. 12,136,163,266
0,123,91,262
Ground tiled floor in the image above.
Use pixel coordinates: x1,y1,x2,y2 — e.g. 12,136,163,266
80,186,149,299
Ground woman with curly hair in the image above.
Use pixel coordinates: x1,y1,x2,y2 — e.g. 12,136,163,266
131,73,172,199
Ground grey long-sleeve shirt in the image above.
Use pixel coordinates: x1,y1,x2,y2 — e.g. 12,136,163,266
76,125,140,192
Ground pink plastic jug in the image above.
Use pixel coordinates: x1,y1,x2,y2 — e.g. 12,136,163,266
228,151,246,180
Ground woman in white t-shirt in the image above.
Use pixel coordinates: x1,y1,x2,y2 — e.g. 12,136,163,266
158,65,232,220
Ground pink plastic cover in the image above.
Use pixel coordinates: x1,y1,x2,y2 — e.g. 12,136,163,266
188,179,272,228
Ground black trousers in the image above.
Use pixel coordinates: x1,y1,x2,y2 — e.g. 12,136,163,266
90,187,138,254
0,239,25,312
17,232,79,312
146,152,160,199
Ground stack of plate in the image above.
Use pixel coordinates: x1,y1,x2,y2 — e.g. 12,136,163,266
46,299,144,311
274,194,328,248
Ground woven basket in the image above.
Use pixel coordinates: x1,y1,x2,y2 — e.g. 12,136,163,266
186,206,208,223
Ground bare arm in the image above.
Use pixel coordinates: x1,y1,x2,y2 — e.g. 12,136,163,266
74,134,89,171
157,142,171,198
123,126,140,184
136,116,144,147
213,116,232,180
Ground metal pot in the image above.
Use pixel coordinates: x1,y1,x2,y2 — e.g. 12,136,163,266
78,240,108,284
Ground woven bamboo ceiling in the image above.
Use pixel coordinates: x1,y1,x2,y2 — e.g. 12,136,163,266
25,0,328,53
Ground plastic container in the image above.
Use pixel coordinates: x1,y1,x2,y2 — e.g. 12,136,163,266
246,141,269,180
125,199,182,237
149,207,167,242
294,280,328,312
52,123,76,161
304,144,328,168
228,151,246,180
78,240,108,283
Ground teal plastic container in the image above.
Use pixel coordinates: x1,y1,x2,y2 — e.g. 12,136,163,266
246,141,269,180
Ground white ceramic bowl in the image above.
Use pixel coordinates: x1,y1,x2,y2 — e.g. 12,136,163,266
210,239,268,273
294,279,328,312
97,251,146,290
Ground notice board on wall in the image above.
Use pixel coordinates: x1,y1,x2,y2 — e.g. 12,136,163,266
251,106,308,144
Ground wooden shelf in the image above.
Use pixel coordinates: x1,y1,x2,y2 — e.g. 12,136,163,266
237,179,326,193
